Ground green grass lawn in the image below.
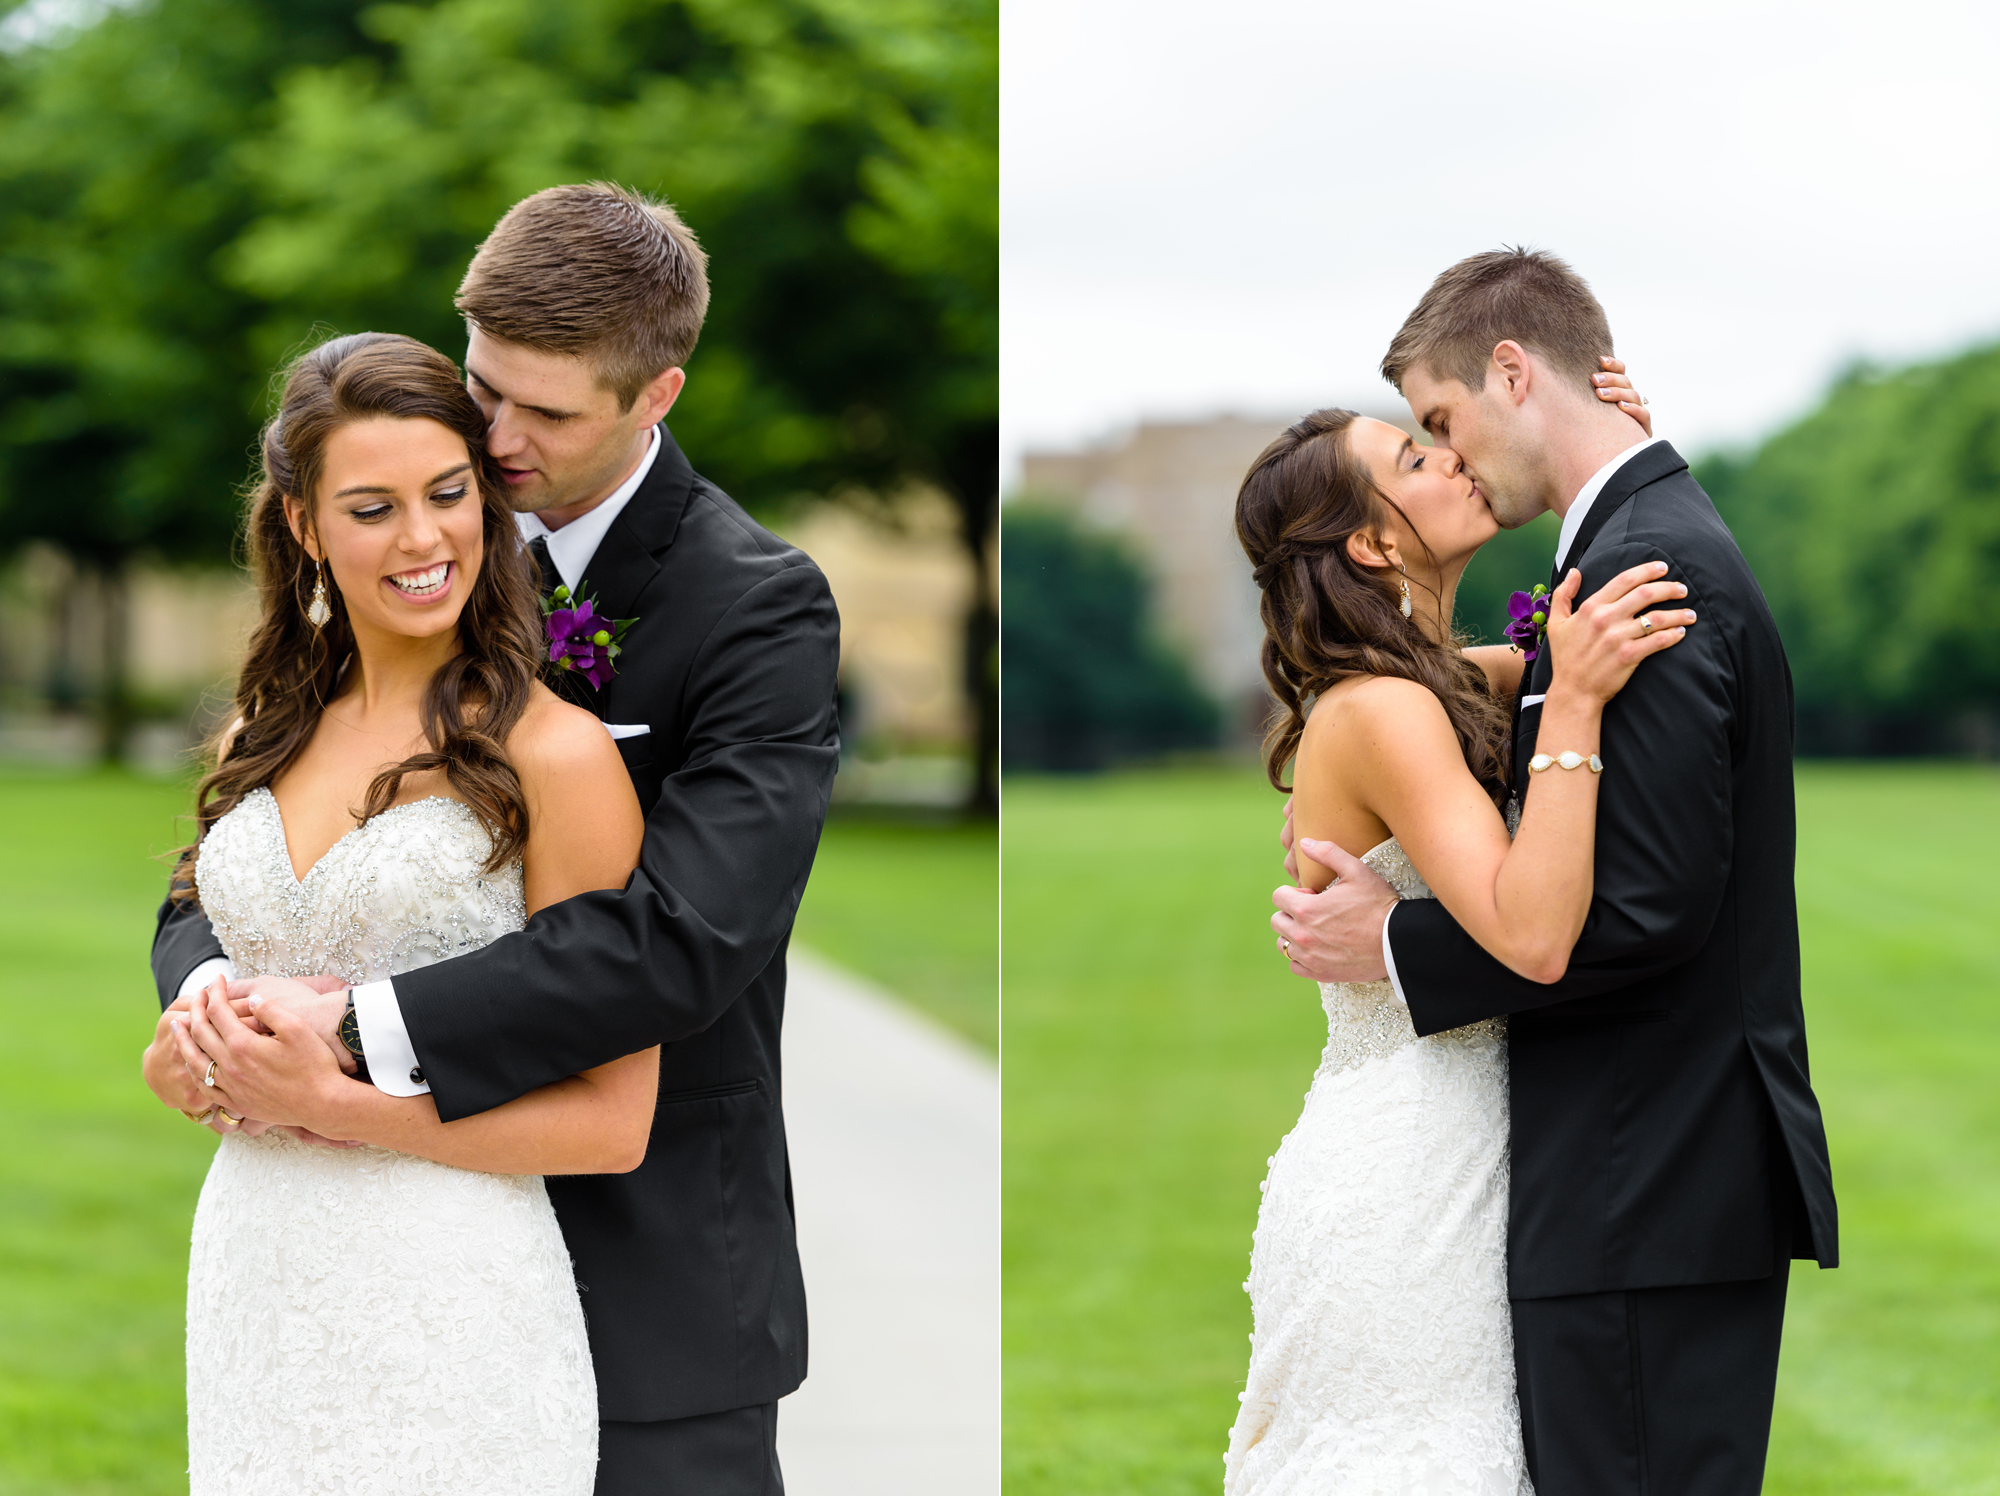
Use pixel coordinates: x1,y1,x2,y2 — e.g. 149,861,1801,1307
793,808,998,1051
0,770,994,1494
1002,762,2000,1495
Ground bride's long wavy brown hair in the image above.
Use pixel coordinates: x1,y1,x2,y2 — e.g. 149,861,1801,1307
172,332,543,903
1235,408,1511,805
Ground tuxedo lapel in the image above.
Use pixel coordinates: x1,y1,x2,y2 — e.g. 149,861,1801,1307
575,423,695,618
1519,441,1691,794
1554,441,1690,584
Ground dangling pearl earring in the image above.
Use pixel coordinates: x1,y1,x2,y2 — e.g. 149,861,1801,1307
306,559,332,629
1398,564,1413,620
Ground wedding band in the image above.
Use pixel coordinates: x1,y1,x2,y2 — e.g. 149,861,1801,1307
1281,937,1292,958
215,1108,244,1129
182,1107,216,1124
203,1059,219,1087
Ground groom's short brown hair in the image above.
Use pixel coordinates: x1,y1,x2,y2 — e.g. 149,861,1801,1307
1381,247,1612,396
456,181,710,409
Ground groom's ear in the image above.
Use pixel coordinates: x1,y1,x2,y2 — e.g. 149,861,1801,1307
1490,341,1533,406
628,365,686,428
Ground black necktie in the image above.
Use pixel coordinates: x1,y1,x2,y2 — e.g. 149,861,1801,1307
527,535,558,598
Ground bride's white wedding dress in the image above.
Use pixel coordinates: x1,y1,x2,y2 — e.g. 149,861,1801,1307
184,788,597,1495
1225,837,1530,1495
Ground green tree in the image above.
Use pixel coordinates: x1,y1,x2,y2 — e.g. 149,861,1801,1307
1000,503,1220,772
1695,345,2000,750
0,0,385,750
0,0,996,786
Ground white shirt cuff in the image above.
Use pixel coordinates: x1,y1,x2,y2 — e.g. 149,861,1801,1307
175,956,237,1003
351,978,431,1096
1381,904,1408,1006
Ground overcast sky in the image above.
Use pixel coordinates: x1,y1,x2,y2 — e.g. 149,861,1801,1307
1002,0,2000,480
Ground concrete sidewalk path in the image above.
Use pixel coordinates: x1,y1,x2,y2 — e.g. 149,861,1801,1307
776,950,999,1494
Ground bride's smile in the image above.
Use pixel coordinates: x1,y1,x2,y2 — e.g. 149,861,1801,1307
291,414,487,647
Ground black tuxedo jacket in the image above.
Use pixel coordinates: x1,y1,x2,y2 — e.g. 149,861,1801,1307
152,425,841,1421
1389,441,1837,1300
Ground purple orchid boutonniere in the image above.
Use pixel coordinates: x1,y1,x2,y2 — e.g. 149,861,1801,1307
1504,584,1552,662
541,584,638,691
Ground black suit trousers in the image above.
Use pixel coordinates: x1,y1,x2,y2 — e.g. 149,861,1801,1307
596,1403,783,1496
1513,1268,1790,1496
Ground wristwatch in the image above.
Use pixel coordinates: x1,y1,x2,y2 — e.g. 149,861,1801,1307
337,989,371,1083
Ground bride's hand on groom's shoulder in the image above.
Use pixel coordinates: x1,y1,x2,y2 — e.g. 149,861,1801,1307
1543,562,1695,705
1593,356,1652,437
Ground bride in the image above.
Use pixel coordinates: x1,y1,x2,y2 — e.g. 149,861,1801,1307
1224,377,1691,1492
138,332,649,1494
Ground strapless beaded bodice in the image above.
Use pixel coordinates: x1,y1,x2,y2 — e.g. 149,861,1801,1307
1314,837,1505,1080
196,787,525,985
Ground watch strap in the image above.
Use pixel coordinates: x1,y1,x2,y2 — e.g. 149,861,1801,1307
337,989,370,1083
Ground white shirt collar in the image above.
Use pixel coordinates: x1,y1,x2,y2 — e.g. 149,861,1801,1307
1554,435,1666,572
515,426,661,594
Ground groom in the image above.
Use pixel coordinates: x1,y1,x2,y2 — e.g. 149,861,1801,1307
148,183,838,1495
1273,249,1837,1495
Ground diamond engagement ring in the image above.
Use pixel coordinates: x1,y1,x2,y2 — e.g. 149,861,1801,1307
203,1058,219,1087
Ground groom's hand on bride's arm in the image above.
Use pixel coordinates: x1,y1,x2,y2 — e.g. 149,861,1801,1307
1271,838,1397,984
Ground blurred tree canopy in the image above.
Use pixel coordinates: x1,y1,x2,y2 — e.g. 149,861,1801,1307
1000,503,1220,773
0,0,996,790
1694,347,2000,753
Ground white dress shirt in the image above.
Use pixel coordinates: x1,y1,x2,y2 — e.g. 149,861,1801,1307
1379,434,1665,1003
514,426,659,595
169,430,670,1091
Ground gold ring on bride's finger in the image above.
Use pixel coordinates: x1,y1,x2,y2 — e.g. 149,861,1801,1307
182,1107,216,1124
215,1108,243,1129
203,1059,219,1088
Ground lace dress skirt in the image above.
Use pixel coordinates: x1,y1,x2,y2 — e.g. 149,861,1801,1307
186,1132,598,1495
1225,838,1531,1495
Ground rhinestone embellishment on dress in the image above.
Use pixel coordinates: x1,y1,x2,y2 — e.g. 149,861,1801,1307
195,787,526,987
1314,837,1505,1081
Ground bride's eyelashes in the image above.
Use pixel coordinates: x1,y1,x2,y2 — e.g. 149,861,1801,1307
345,486,468,523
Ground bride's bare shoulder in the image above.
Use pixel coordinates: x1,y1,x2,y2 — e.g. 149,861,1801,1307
508,683,626,789
1303,675,1455,754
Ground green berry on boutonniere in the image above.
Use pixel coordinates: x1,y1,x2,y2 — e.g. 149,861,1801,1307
539,585,637,690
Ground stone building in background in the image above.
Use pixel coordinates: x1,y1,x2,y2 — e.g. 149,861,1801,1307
0,503,976,787
1018,410,1416,744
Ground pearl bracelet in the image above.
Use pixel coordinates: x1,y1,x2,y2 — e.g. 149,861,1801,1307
1528,750,1603,774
